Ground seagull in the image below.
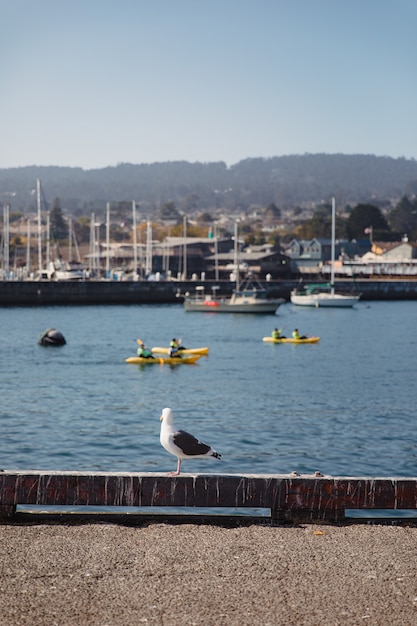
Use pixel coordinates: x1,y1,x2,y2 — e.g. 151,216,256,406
159,407,222,476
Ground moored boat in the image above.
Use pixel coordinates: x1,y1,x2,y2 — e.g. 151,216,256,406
290,285,360,308
263,336,320,344
290,198,361,308
183,220,285,313
184,278,285,314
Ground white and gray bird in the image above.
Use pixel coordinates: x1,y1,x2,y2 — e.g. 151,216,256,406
160,407,222,476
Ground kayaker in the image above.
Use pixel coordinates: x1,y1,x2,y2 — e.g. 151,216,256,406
292,328,307,340
169,338,182,358
137,340,155,359
272,328,286,339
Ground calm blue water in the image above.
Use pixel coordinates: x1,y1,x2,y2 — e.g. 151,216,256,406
1,300,416,479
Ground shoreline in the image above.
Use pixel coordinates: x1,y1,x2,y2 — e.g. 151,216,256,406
1,520,417,625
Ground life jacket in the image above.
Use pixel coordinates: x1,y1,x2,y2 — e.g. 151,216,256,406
138,347,153,358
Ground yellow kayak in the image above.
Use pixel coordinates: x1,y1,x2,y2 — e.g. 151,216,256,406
151,346,209,356
126,354,201,365
263,336,320,344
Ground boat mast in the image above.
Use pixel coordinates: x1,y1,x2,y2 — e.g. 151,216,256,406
234,220,239,291
37,179,42,275
26,217,30,278
46,210,50,271
183,214,187,280
214,224,219,281
145,221,152,277
132,201,138,277
106,202,110,278
3,203,9,279
331,197,336,295
68,217,72,262
89,212,95,275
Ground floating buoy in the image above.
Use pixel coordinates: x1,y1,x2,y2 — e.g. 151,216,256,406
38,328,66,346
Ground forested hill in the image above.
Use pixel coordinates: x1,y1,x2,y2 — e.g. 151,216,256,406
1,154,417,215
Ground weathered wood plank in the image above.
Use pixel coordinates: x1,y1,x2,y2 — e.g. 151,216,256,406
0,472,416,521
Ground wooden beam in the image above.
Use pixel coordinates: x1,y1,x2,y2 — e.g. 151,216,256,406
0,472,416,521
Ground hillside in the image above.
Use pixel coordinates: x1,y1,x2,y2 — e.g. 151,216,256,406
1,154,417,216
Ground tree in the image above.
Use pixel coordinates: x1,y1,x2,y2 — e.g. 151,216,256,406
197,211,213,223
264,202,281,225
296,203,347,239
50,198,68,241
74,216,90,244
159,201,180,221
346,204,390,240
388,196,417,240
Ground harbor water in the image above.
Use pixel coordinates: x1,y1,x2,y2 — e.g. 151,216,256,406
1,300,416,484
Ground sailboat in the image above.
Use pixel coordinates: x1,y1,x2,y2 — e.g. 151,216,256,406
290,198,361,307
183,221,285,313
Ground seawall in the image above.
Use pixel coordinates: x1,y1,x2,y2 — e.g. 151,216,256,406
1,278,417,307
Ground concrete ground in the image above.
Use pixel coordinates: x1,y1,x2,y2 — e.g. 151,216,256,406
0,521,416,625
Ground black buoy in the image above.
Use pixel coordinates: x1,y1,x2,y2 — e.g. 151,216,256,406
38,328,66,346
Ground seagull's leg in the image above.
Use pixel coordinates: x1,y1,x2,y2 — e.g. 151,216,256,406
168,458,181,476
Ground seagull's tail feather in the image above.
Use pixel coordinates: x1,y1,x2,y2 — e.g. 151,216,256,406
212,451,222,460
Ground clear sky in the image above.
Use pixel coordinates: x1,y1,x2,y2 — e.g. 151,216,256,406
2,0,417,170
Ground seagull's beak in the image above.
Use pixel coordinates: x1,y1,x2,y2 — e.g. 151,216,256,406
160,414,163,421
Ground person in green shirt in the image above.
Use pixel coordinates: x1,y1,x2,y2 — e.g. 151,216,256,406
292,328,307,340
137,340,155,359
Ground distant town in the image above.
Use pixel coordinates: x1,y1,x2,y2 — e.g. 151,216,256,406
2,154,417,281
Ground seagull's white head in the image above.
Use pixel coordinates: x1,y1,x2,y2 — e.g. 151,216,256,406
160,407,173,424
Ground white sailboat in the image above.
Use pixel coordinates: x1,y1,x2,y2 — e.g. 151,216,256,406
290,198,361,307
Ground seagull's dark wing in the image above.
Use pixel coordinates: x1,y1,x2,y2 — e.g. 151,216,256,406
172,430,211,456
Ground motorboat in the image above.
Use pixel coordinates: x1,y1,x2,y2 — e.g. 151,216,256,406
184,278,285,313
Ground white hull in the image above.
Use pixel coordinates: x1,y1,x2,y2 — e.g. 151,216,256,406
184,298,283,313
53,269,85,281
290,291,360,307
49,260,85,281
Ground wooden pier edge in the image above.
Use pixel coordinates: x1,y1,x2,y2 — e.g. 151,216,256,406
0,472,416,522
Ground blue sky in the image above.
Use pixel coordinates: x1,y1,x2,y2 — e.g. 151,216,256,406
2,0,417,169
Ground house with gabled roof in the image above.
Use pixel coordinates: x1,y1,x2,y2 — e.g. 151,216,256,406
284,238,371,274
371,239,417,260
